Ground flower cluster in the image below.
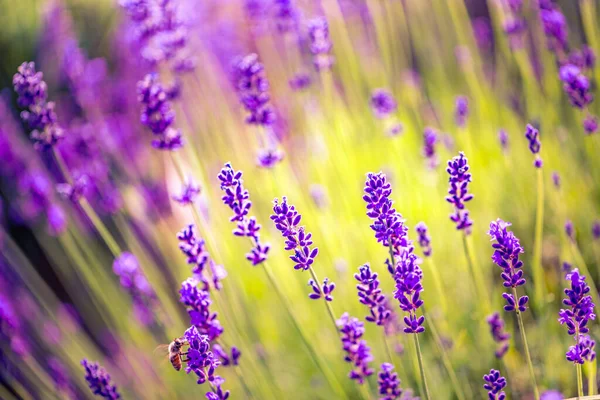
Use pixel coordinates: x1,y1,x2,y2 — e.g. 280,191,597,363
559,269,596,364
273,0,298,33
455,96,469,128
593,221,600,240
483,369,507,400
354,264,391,326
308,277,335,301
423,128,439,169
13,62,64,149
337,313,374,384
565,220,574,241
56,175,90,203
486,312,510,358
172,180,200,205
370,89,397,119
502,0,526,49
393,250,425,333
177,224,226,290
180,278,224,342
539,3,568,53
558,65,593,109
363,172,409,255
112,252,158,326
212,344,242,367
232,53,275,126
445,152,474,233
308,17,334,71
137,73,183,150
183,326,224,388
218,163,270,265
271,197,319,271
377,363,403,400
415,222,432,257
524,124,543,168
81,359,121,399
488,219,529,312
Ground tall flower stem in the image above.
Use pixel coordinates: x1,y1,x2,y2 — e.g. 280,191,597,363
426,258,447,313
532,168,546,309
308,266,339,332
463,235,491,314
577,363,584,399
413,333,431,400
260,261,349,398
512,287,540,400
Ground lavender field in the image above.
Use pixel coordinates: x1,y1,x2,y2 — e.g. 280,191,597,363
1,0,600,399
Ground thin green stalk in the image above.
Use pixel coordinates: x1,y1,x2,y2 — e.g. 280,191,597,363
513,287,540,400
383,331,394,364
413,334,431,400
532,168,546,309
463,235,491,314
578,363,584,399
426,258,447,313
308,266,339,332
261,262,348,398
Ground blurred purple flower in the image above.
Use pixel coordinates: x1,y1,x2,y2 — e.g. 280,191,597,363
370,89,397,119
525,124,543,168
232,53,276,126
337,312,374,384
552,172,560,188
423,128,439,169
593,221,600,240
446,152,474,233
487,312,510,358
498,129,509,152
583,115,598,135
454,96,469,128
289,72,311,91
173,180,200,206
559,65,593,109
81,359,121,399
377,363,404,400
308,17,334,71
415,222,432,257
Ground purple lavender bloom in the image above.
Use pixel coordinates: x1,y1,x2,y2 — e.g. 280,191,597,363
498,129,509,152
393,250,426,333
81,359,121,399
137,73,183,150
183,325,224,387
173,180,200,205
56,175,89,203
525,124,543,168
178,224,209,276
180,278,224,341
13,62,64,149
583,115,598,135
206,376,230,400
486,312,510,358
48,357,73,395
218,163,270,265
370,89,397,119
473,18,493,51
337,312,374,384
559,269,596,363
454,96,469,128
559,65,593,109
540,390,564,400
423,128,439,169
308,17,334,71
563,261,573,273
308,277,335,301
271,197,319,271
565,220,574,241
445,152,474,233
212,344,241,367
540,7,568,52
593,221,600,240
552,172,561,188
289,72,312,91
363,172,409,254
354,264,392,326
273,0,298,33
232,53,275,126
415,222,432,257
256,147,284,168
377,363,403,400
488,219,529,312
569,46,596,70
113,252,158,326
483,369,507,400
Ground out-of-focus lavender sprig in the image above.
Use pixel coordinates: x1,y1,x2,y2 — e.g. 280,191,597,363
498,129,509,152
539,3,568,54
273,0,299,34
552,172,561,189
503,0,526,49
559,268,596,364
454,96,469,128
486,312,510,358
423,128,439,169
558,65,593,110
271,197,319,271
525,124,543,168
172,180,201,206
137,73,183,150
354,264,391,326
308,17,334,71
232,53,276,127
337,312,374,384
113,252,158,326
308,277,335,301
593,221,600,240
218,163,270,266
81,359,121,399
565,220,575,241
177,224,226,290
370,89,397,119
488,219,529,312
13,62,64,150
180,278,224,342
445,152,474,233
483,369,506,400
415,222,432,257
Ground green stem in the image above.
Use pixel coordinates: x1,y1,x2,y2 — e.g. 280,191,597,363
383,331,394,364
578,363,584,399
426,258,447,313
308,266,339,332
413,334,431,400
513,287,540,400
532,168,546,309
463,235,491,314
260,262,348,398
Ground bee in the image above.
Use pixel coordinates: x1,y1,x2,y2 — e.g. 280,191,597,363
156,337,188,371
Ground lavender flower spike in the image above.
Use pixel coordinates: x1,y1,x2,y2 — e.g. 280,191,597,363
445,152,474,233
455,96,469,128
423,128,439,169
486,312,510,358
593,221,600,240
498,129,509,152
488,219,529,312
337,313,374,384
81,359,121,399
308,17,334,71
415,222,432,257
354,263,391,326
232,53,275,127
179,277,224,341
393,249,426,333
377,363,404,400
308,278,335,301
173,180,200,206
565,220,575,241
483,369,507,400
270,197,319,271
370,89,397,119
183,325,224,387
525,124,542,168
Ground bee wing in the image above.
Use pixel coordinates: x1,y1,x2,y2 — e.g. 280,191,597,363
153,344,172,365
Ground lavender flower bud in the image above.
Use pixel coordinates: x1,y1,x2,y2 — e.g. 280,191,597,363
415,222,432,257
454,96,469,128
173,180,201,205
81,359,121,399
370,89,397,119
559,65,593,109
183,326,224,387
308,277,335,301
213,344,241,367
540,6,568,53
565,220,574,241
592,221,600,240
308,17,334,71
337,313,374,384
423,128,439,169
540,390,564,400
445,152,474,233
525,124,543,168
232,53,276,126
498,129,509,152
583,115,598,135
486,312,510,358
273,0,298,33
393,249,426,333
377,363,403,400
354,264,391,326
483,369,507,400
552,172,561,189
289,72,312,91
